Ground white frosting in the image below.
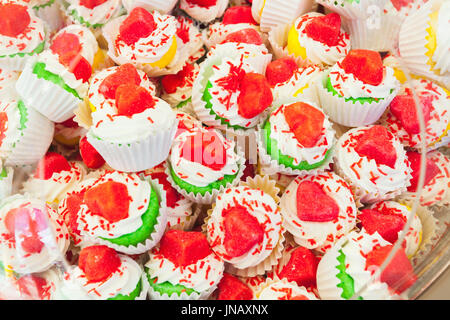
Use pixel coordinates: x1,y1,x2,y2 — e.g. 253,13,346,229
179,0,229,23
0,195,70,274
336,126,411,204
145,250,224,292
59,254,143,299
0,68,20,98
432,1,450,75
170,128,241,187
291,13,351,66
280,172,357,253
327,62,399,99
66,0,123,27
268,102,335,166
207,186,282,269
256,279,318,300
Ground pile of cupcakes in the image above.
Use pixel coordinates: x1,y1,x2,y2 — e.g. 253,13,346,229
0,0,448,300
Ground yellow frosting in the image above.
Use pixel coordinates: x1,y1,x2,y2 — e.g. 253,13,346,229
287,25,307,59
89,100,96,113
92,49,107,71
259,0,266,17
146,36,177,69
424,10,441,76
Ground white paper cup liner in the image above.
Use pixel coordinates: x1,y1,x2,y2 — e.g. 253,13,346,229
259,0,314,32
136,273,150,300
165,145,246,205
316,72,398,127
33,0,64,34
0,55,31,72
5,104,54,166
73,99,92,129
0,167,14,200
16,61,82,123
122,0,178,14
317,0,388,20
80,178,169,255
86,120,178,173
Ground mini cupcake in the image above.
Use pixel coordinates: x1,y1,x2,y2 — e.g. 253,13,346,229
270,12,351,67
206,185,283,274
179,0,229,24
399,150,450,207
280,172,357,254
359,201,423,258
64,0,124,35
54,116,87,147
144,229,224,300
257,101,335,175
0,1,47,71
215,272,254,300
16,24,99,123
103,7,202,76
0,194,70,274
398,0,450,88
335,125,412,204
316,230,416,300
253,277,318,300
161,62,200,115
64,170,168,254
21,152,86,206
121,0,178,14
58,245,147,300
166,127,245,204
86,64,177,172
317,49,400,127
0,96,54,166
380,78,450,151
252,0,314,32
265,58,322,107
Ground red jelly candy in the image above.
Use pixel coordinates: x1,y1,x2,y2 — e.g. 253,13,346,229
406,151,440,192
149,172,181,208
341,50,383,86
389,92,432,135
79,136,105,169
265,57,298,86
359,208,406,243
17,275,48,300
217,273,253,300
237,73,273,119
278,246,319,287
65,191,85,236
354,125,397,168
0,3,31,38
222,28,263,45
119,7,156,46
296,180,339,222
79,0,107,9
99,63,142,100
161,63,195,94
185,0,217,8
304,13,342,47
115,84,156,117
222,5,257,25
78,245,121,282
34,152,71,180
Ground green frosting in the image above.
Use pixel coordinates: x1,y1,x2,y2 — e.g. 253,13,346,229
68,9,104,29
100,188,160,247
33,0,55,10
175,97,192,110
336,249,363,300
168,163,240,197
145,269,198,297
262,119,331,171
325,76,382,104
108,279,142,300
32,62,82,100
0,41,45,59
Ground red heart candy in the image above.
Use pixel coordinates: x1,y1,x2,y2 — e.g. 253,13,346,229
99,63,142,100
119,7,156,46
34,152,71,180
237,72,273,119
304,13,342,47
278,246,319,287
354,126,398,168
391,0,414,11
65,191,85,237
78,245,121,282
115,84,156,117
341,50,383,86
222,28,263,45
222,5,257,25
161,63,195,94
265,57,298,86
359,208,406,243
406,151,440,192
217,273,253,300
296,181,339,222
79,136,105,169
0,3,31,38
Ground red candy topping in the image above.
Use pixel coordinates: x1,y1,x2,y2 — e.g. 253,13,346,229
265,57,298,86
406,151,440,192
119,7,156,46
222,28,263,45
296,180,339,222
65,191,85,237
115,84,156,117
237,73,273,119
78,245,121,282
161,63,195,94
222,204,264,258
341,50,383,86
0,112,8,147
79,136,106,169
34,152,71,180
79,0,107,9
60,116,79,128
181,130,227,171
365,245,416,293
185,0,217,8
304,13,341,47
284,102,325,148
17,275,48,300
359,208,406,243
159,230,212,267
0,3,30,38
391,0,414,11
223,5,257,25
84,181,131,223
217,273,253,300
149,172,181,208
278,246,319,287
99,63,142,100
354,125,397,168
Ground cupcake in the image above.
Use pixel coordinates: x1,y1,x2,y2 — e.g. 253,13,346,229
317,49,400,127
166,127,245,204
144,229,224,300
215,272,254,300
399,150,450,207
257,101,335,175
251,0,314,32
380,78,450,151
63,170,168,254
271,12,351,67
398,0,450,88
206,185,283,274
54,116,87,147
335,125,412,204
103,7,202,76
280,172,357,254
253,277,318,300
359,200,423,258
16,24,99,123
179,0,229,24
121,0,179,14
316,230,416,300
64,0,124,34
86,63,177,172
0,1,47,71
58,245,147,300
21,152,86,206
0,194,70,274
0,96,54,166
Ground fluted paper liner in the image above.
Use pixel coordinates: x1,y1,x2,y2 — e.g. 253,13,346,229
258,0,314,32
73,98,93,129
33,0,64,33
145,275,217,300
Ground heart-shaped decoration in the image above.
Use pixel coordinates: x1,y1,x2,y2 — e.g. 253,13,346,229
296,180,339,222
354,126,398,168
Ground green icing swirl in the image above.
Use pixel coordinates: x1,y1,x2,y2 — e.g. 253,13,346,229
108,279,142,300
32,62,81,100
325,76,384,104
336,249,363,300
145,269,198,297
0,41,45,59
